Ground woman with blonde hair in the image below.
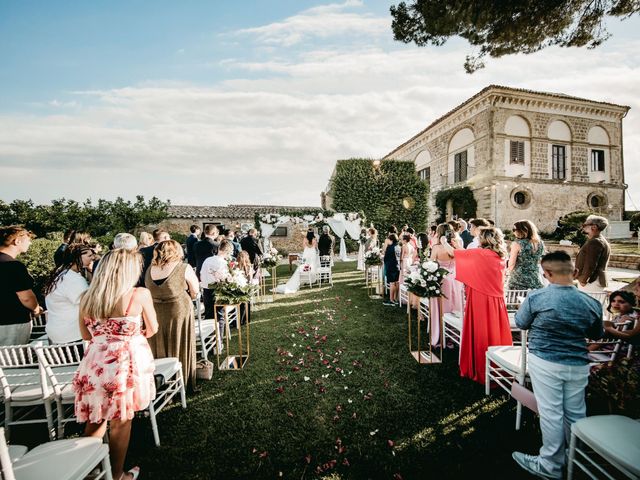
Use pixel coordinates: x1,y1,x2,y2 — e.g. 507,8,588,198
138,231,153,249
430,223,464,315
145,240,199,390
73,249,158,480
445,226,512,384
508,220,545,290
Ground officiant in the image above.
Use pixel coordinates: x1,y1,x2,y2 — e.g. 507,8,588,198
318,226,334,257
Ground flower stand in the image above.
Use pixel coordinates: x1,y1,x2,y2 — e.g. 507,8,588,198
213,302,250,371
258,267,277,303
407,296,444,365
365,265,383,299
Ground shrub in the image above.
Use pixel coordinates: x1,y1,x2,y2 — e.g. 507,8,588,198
550,211,590,246
434,187,477,224
20,237,59,300
629,212,640,234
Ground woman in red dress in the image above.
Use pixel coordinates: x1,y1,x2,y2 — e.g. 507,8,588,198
446,227,512,384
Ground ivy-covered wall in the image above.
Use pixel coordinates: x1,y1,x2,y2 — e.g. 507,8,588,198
434,187,477,224
330,159,429,232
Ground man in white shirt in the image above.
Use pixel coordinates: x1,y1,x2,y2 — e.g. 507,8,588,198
466,218,490,249
199,240,233,319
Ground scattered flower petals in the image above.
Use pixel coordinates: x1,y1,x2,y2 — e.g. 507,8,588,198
303,376,310,381
369,429,379,436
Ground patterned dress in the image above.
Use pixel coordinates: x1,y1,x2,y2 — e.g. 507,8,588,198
508,239,545,290
73,291,155,423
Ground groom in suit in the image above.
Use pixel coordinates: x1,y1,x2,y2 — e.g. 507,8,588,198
318,226,334,257
240,228,263,267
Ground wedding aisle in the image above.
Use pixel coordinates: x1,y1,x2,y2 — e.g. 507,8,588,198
119,263,538,479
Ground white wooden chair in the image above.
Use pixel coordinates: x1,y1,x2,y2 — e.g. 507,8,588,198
29,312,47,342
399,284,409,308
194,294,217,360
0,426,113,480
485,330,529,430
317,256,333,286
0,343,54,441
33,341,84,439
443,312,462,349
568,415,640,480
504,289,530,312
148,357,187,447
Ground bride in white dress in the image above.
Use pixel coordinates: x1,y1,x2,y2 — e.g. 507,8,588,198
275,229,319,294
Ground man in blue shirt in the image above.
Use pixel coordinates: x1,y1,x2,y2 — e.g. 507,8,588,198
512,251,603,479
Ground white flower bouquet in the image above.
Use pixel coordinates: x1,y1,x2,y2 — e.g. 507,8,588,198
208,261,258,304
364,247,382,267
404,258,449,298
261,247,282,268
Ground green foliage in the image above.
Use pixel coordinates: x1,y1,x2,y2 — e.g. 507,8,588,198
434,187,477,224
628,212,640,233
588,354,640,417
551,211,590,246
0,196,170,239
390,0,639,72
331,159,429,232
20,237,59,301
169,231,188,245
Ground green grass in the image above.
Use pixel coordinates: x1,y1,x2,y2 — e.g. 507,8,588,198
121,263,543,479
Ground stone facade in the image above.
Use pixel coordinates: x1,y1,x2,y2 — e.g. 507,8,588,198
384,85,630,233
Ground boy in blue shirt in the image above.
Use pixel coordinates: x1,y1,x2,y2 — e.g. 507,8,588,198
512,251,603,479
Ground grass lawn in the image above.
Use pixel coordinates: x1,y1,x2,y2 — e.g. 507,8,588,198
120,262,544,479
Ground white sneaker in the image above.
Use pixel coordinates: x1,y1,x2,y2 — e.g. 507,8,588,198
512,452,561,480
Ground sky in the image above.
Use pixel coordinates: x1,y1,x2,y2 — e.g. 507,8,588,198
1,0,639,209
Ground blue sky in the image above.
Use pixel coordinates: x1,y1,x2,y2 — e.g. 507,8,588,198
1,0,639,210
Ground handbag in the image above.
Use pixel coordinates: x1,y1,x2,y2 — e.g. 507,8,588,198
196,359,214,380
511,381,538,414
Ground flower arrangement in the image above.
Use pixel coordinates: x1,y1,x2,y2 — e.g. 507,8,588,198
208,261,258,304
364,247,382,266
302,263,312,272
261,247,282,268
404,258,449,298
346,212,361,221
260,213,280,225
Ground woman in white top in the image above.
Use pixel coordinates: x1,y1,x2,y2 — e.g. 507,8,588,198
43,244,95,343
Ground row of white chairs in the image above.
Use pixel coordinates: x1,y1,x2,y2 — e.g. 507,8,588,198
0,341,186,447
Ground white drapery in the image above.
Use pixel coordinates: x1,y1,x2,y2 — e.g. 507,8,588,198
327,214,348,261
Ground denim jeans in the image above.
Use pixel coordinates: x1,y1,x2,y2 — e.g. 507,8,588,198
528,353,590,478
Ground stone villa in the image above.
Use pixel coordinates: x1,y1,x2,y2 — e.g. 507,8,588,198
384,85,631,234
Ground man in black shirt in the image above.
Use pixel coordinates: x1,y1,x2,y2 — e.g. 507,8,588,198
186,224,200,268
0,226,43,345
194,225,220,279
240,229,262,267
318,226,334,257
138,228,171,286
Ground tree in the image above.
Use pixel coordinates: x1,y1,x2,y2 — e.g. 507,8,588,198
390,0,639,72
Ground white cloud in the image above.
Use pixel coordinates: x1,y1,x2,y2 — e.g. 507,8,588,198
233,0,389,47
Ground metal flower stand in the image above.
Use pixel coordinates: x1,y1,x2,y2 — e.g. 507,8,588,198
407,295,444,364
259,267,277,303
214,302,250,371
365,265,383,299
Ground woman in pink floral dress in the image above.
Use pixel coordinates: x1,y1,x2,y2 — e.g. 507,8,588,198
73,249,158,480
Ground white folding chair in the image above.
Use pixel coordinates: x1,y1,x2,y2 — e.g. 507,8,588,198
148,357,187,447
399,284,409,308
29,312,47,342
33,341,84,439
317,256,333,286
485,330,529,430
443,312,462,349
568,415,640,480
504,289,530,313
194,293,217,360
0,426,113,480
0,343,55,441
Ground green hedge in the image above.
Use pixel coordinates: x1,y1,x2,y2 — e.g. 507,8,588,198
331,159,429,232
20,236,59,301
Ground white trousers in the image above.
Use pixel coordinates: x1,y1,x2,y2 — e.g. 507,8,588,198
528,353,590,478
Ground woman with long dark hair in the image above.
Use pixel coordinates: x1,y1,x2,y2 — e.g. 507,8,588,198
44,244,95,343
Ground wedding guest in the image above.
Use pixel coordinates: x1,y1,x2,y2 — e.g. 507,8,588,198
43,244,94,343
0,226,43,345
138,231,153,249
466,218,490,249
73,249,158,480
69,231,94,247
113,233,137,251
512,251,603,480
456,220,472,248
383,234,400,306
227,230,241,259
447,220,464,249
318,226,334,257
54,229,75,267
200,240,234,327
381,225,398,256
365,228,378,251
575,215,610,293
430,223,464,315
194,225,219,279
145,240,198,390
417,232,429,257
236,251,255,324
240,228,262,267
398,234,415,287
139,228,170,286
428,225,438,248
186,225,200,267
592,290,640,348
451,227,512,383
508,220,545,290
